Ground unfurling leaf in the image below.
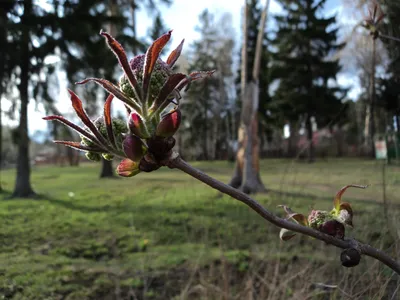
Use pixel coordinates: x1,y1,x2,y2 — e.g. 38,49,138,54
100,30,142,101
280,228,296,241
278,205,308,226
333,184,367,213
143,30,172,103
287,213,308,226
167,39,184,68
43,116,99,146
76,78,141,112
54,140,104,153
104,94,117,148
151,73,186,110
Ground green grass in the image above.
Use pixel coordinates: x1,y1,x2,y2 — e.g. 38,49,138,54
0,159,399,299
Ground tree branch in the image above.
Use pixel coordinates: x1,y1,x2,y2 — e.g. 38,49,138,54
167,154,400,275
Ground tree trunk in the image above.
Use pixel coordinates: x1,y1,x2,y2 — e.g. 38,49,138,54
202,94,209,160
0,89,3,193
0,87,3,193
288,122,298,157
241,110,265,193
0,3,6,192
364,39,376,157
66,147,75,166
100,159,114,178
12,0,36,198
212,120,219,160
225,112,234,161
334,126,344,157
305,114,315,163
229,0,269,194
369,38,376,158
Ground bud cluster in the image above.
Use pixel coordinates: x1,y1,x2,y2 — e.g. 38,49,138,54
44,30,214,177
279,185,367,241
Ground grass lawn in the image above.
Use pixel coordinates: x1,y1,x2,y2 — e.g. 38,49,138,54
0,158,399,299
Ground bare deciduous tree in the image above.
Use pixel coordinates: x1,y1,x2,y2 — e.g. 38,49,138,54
230,0,270,194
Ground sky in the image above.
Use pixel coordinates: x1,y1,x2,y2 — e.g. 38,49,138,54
2,0,364,138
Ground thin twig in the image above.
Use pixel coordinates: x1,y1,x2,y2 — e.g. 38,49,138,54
167,154,400,275
380,34,400,43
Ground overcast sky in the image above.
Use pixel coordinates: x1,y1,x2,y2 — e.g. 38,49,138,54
3,0,364,137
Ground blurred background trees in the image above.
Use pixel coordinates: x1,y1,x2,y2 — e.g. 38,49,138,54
270,0,346,162
2,0,400,196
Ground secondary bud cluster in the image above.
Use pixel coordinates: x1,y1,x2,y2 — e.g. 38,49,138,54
44,30,214,177
279,185,366,242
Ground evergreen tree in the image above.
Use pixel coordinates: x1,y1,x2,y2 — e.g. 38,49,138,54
3,0,173,194
378,1,400,132
271,0,346,162
60,0,138,178
5,0,61,197
148,12,169,48
0,1,15,192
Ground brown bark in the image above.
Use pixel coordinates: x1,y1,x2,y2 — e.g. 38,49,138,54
229,0,269,194
334,126,344,157
12,0,36,198
100,159,114,178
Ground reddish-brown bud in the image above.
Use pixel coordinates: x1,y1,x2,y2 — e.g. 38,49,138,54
155,109,181,138
308,210,345,239
122,135,147,162
319,220,345,239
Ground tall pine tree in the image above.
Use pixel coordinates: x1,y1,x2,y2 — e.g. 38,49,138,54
271,0,346,162
5,0,62,197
